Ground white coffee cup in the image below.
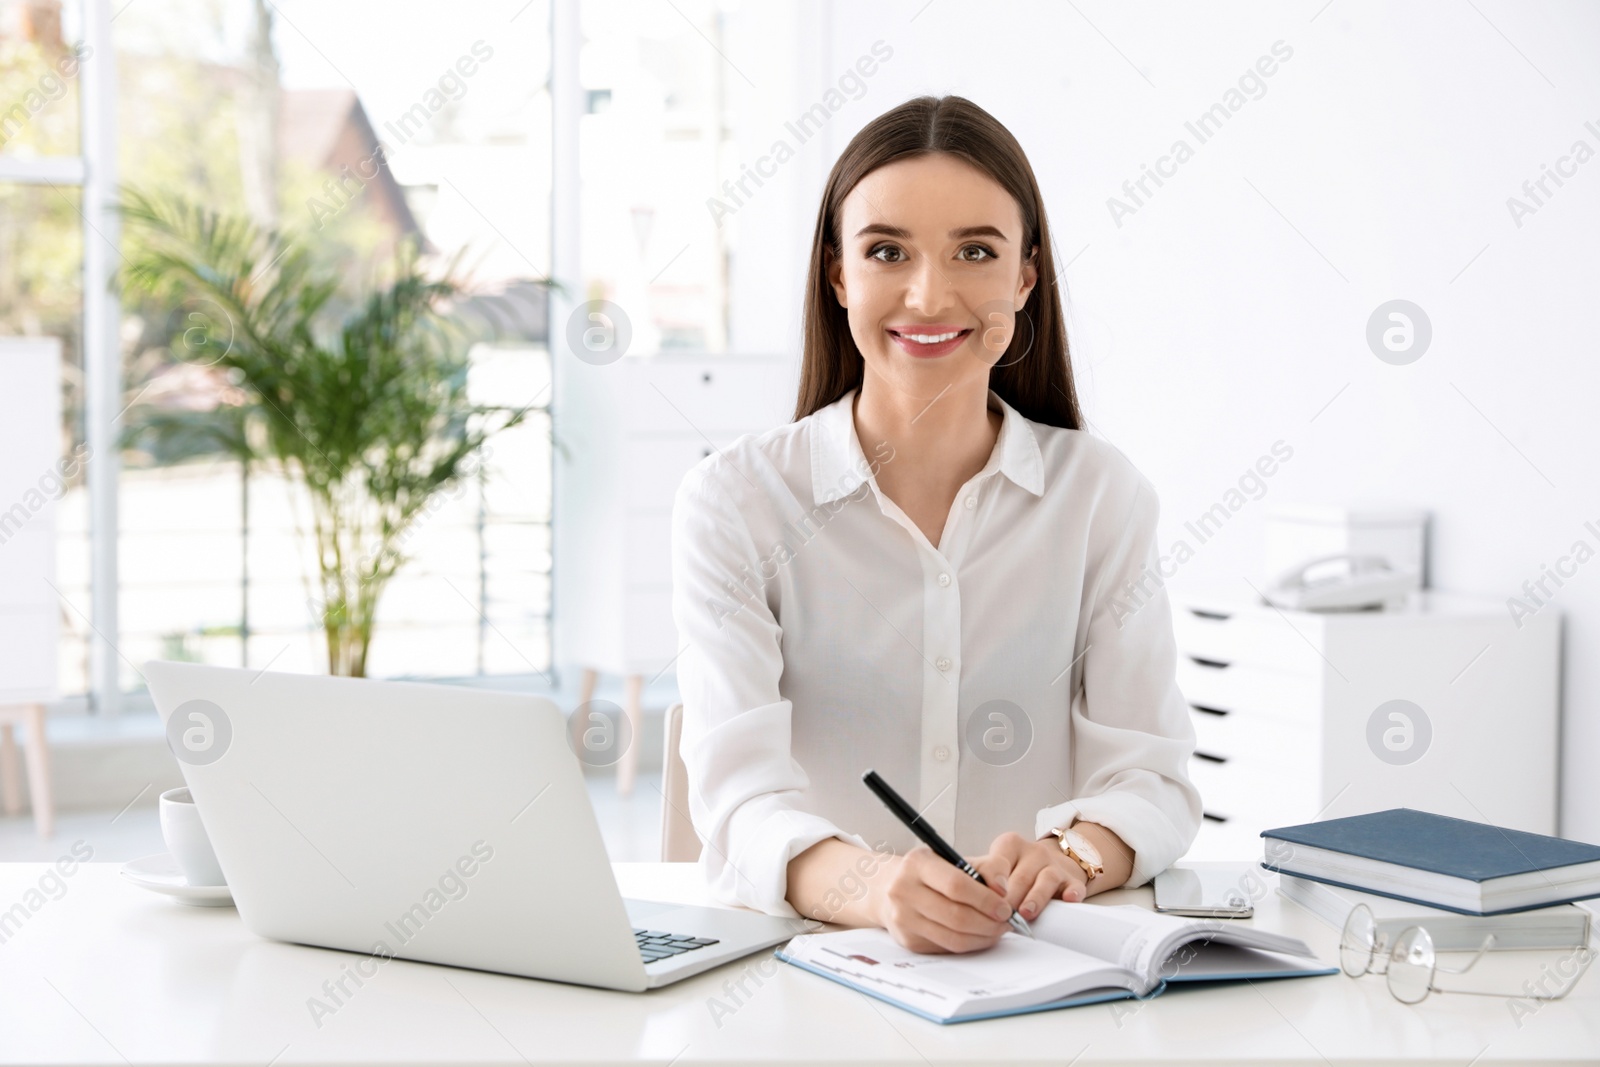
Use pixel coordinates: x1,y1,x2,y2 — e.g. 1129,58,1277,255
159,787,227,887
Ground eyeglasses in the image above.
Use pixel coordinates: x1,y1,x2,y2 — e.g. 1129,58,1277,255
1339,902,1595,1005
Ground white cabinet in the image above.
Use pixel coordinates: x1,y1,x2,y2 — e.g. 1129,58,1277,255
1168,582,1560,862
1,337,62,836
0,337,62,704
552,352,793,793
554,353,793,679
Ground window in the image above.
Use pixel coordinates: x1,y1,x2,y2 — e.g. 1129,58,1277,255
7,0,744,707
111,0,557,689
577,0,736,354
6,0,559,705
0,0,91,700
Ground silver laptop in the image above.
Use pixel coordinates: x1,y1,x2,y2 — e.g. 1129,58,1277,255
143,660,809,991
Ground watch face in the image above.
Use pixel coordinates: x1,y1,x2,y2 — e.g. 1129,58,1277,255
1064,829,1102,866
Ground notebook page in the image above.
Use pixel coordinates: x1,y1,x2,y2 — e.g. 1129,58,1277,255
1030,902,1187,974
1032,901,1322,982
779,927,1141,1018
1160,940,1336,983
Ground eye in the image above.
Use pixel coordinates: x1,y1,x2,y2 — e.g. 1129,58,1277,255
867,243,905,263
958,244,997,263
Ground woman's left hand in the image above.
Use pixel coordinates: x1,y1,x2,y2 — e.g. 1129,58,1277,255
972,831,1089,922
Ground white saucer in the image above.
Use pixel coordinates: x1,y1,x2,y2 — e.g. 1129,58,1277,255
120,853,234,907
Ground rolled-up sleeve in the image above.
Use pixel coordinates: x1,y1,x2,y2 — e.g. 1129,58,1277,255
670,466,873,918
1032,473,1203,888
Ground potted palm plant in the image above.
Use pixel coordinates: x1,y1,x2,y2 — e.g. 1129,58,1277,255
118,188,543,676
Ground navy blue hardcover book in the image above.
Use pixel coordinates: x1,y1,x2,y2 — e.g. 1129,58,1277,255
1260,808,1600,916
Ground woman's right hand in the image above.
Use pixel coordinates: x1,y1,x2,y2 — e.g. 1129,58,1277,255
871,846,1015,953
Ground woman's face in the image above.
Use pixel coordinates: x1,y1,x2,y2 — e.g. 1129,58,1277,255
827,152,1039,404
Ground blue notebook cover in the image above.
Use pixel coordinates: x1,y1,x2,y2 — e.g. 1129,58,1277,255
771,948,1337,1025
1260,807,1600,915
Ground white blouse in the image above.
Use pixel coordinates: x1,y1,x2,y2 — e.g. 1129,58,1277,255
669,385,1202,918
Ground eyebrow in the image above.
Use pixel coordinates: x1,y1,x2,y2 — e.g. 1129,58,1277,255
852,223,1010,242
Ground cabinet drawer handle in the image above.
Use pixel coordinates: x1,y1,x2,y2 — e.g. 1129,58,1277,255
1193,750,1227,764
1188,655,1231,669
1190,703,1230,717
702,371,713,383
1189,608,1231,621
1202,812,1229,823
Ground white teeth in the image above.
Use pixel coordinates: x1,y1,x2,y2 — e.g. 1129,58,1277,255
898,330,962,344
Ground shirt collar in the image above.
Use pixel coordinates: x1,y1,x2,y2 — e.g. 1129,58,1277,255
810,386,1045,504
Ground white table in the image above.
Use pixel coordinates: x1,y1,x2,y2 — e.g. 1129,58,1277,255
1,861,1595,1065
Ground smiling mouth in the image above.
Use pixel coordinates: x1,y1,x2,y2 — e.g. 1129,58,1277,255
887,328,973,345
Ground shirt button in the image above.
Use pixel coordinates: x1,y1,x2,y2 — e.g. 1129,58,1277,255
935,656,951,671
933,745,950,762
964,495,976,509
937,572,951,587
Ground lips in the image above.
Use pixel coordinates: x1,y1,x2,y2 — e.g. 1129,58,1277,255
886,326,975,359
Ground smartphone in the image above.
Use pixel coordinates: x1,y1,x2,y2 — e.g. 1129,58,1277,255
1152,862,1256,918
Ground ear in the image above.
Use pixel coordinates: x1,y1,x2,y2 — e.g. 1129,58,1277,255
1016,244,1039,311
826,247,848,309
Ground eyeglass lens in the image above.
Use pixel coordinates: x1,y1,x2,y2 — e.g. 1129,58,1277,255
1387,925,1435,1004
1340,904,1376,977
1339,904,1397,978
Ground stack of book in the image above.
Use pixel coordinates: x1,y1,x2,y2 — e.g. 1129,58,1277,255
1261,807,1600,948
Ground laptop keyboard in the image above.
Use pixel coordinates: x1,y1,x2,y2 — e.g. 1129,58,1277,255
634,927,720,964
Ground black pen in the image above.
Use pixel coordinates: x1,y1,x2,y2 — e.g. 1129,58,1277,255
861,769,1034,938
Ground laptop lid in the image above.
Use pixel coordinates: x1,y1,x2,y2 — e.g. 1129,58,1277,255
143,660,654,992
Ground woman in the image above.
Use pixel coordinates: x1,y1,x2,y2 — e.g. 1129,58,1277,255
670,95,1202,955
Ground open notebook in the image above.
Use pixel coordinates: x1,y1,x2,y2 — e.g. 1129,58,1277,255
775,901,1337,1024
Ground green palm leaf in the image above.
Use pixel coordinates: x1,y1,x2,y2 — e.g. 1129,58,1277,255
117,187,541,677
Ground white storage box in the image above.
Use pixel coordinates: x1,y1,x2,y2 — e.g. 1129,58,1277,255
1263,504,1428,591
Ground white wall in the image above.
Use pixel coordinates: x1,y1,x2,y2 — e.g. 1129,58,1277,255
719,0,1600,844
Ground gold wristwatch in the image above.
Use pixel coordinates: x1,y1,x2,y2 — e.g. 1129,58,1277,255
1049,823,1104,882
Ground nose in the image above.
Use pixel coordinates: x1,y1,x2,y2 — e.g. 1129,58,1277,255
902,250,955,316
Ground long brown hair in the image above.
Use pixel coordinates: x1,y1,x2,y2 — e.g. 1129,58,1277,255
794,95,1083,430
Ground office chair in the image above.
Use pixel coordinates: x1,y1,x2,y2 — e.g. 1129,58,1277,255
659,702,702,862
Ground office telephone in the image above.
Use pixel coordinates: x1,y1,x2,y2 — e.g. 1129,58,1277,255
1260,553,1416,611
